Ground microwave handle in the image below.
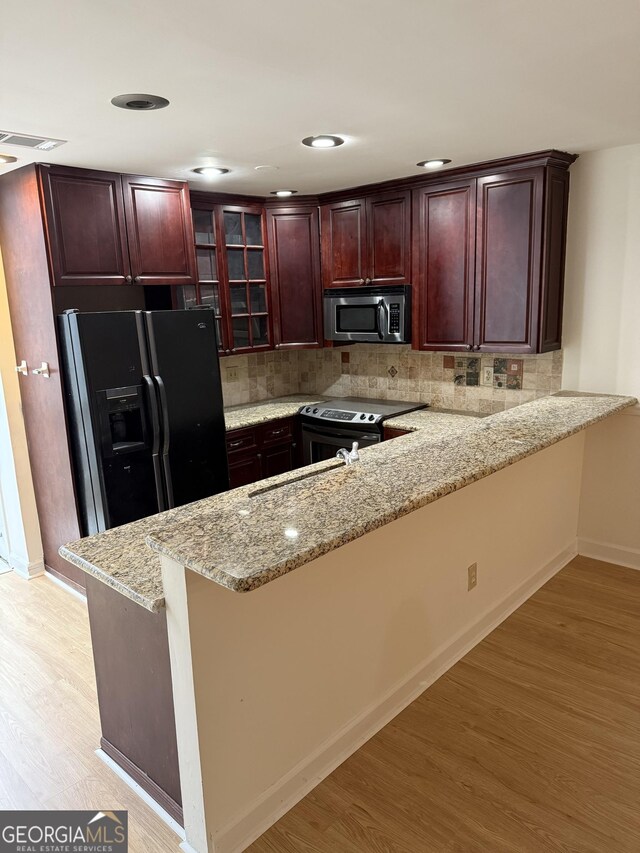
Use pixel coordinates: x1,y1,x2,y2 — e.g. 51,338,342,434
377,299,389,340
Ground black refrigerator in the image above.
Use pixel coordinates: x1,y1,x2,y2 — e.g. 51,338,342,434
59,308,229,535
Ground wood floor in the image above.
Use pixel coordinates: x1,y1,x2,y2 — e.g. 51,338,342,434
1,556,639,853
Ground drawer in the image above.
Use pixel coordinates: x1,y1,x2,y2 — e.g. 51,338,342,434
226,427,259,455
261,418,294,446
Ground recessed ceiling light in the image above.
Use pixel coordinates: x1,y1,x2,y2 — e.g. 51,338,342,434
111,93,170,111
302,135,345,149
416,158,452,170
192,166,230,179
0,154,17,164
270,190,298,197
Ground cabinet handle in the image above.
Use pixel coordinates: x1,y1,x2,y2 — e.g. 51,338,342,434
359,278,365,285
466,344,473,351
228,439,244,448
15,360,28,376
134,276,142,283
275,344,280,349
474,345,480,351
257,453,262,460
365,277,371,285
125,275,133,283
32,362,50,379
271,428,285,436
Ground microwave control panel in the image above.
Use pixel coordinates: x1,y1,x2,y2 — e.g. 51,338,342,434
389,302,401,334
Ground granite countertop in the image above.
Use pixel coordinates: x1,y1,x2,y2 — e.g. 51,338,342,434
224,395,324,431
60,392,636,611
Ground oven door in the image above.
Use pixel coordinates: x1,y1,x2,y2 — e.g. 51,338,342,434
301,422,381,465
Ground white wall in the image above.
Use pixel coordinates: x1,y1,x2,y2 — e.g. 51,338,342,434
562,143,640,398
0,250,44,578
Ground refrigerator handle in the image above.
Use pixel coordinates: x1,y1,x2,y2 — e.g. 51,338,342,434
142,374,167,513
155,374,175,509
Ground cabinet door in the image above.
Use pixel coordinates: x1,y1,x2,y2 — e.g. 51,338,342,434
320,199,366,288
191,205,229,352
413,180,476,351
228,454,263,489
267,206,322,349
39,165,131,286
475,169,543,353
220,205,271,352
366,190,411,285
123,175,197,286
261,443,296,479
539,167,570,352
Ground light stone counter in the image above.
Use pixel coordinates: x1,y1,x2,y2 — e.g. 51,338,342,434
224,395,324,431
59,392,636,610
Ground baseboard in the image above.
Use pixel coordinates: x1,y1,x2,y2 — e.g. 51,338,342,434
577,538,640,571
214,541,577,853
100,737,184,828
96,747,185,843
10,552,45,580
45,569,87,602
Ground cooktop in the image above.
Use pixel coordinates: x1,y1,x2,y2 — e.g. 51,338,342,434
299,397,428,426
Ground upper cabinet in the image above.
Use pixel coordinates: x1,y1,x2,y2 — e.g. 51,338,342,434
40,165,131,286
122,175,197,286
320,190,411,288
39,165,197,288
413,160,571,354
267,206,322,349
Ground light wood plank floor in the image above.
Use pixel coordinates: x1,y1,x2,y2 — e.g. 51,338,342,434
1,556,639,852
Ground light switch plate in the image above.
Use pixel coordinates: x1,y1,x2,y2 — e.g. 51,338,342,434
482,367,494,386
226,367,239,382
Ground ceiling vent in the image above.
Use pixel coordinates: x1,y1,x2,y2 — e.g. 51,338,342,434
0,131,67,151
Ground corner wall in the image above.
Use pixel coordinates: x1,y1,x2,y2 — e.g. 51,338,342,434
562,143,640,399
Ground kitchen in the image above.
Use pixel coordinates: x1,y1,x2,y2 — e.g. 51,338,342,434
0,2,639,852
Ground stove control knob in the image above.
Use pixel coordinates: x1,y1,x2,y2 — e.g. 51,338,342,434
305,407,311,412
368,415,375,421
360,413,366,419
313,408,319,414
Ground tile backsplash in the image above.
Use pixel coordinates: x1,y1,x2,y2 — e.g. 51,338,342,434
221,345,563,414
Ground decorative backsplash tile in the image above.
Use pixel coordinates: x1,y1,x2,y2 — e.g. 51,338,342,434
221,344,563,414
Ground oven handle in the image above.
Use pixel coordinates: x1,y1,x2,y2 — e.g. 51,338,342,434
302,423,380,442
377,299,386,341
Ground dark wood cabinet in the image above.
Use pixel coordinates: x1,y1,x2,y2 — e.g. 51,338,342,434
414,161,571,354
40,165,131,287
321,192,410,288
226,418,300,489
40,166,196,288
366,190,412,285
122,175,197,286
383,427,411,440
320,199,366,287
413,179,476,351
475,169,544,353
267,206,323,349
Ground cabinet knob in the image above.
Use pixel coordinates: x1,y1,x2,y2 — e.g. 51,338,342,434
134,275,142,283
359,278,365,285
474,345,480,351
365,277,372,285
466,344,473,351
15,360,28,376
275,344,280,349
32,362,51,379
125,275,133,283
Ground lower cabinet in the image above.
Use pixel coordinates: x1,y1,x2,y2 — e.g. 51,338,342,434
383,427,411,440
226,417,300,488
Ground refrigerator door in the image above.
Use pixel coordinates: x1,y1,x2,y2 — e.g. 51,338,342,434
58,310,165,534
142,309,229,508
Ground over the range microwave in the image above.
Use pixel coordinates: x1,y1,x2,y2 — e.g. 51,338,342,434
323,285,412,344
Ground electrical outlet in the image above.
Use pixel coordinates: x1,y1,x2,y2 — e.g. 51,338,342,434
467,562,478,591
482,367,494,386
226,367,239,382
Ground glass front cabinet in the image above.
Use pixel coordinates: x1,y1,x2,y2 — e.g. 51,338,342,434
191,200,271,354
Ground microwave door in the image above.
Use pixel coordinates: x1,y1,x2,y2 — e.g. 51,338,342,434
376,299,387,341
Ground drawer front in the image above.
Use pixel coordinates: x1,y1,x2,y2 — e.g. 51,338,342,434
261,418,294,447
226,427,259,455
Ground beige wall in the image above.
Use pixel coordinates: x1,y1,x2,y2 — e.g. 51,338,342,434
563,143,640,398
0,251,43,576
578,408,640,568
163,433,585,853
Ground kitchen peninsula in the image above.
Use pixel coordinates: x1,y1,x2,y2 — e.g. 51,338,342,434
60,391,636,853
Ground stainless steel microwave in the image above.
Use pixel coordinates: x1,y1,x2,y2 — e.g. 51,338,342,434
323,285,411,344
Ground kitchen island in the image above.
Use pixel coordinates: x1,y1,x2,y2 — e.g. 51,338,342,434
60,392,636,853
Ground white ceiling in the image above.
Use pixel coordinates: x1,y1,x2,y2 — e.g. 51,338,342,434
2,0,640,196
